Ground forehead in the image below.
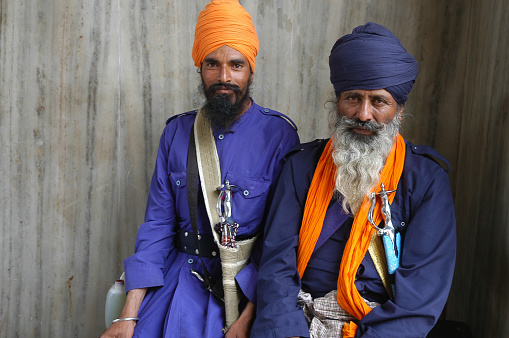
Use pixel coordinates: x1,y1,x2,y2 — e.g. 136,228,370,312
204,45,248,62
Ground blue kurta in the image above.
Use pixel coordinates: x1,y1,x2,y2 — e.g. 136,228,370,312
124,100,299,337
252,139,456,338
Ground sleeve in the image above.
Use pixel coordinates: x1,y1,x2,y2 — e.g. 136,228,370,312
124,126,178,292
235,258,259,304
250,156,311,338
236,126,300,305
356,167,457,337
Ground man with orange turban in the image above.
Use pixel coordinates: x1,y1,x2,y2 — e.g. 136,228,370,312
252,23,456,337
101,1,299,337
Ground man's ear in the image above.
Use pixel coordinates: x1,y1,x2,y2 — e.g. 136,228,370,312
249,72,254,85
397,106,405,122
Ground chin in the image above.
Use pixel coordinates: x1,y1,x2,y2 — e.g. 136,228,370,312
349,130,377,144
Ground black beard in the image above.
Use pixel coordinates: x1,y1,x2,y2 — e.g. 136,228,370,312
201,81,251,131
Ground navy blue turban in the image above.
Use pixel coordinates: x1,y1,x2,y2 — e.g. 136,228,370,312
329,22,418,104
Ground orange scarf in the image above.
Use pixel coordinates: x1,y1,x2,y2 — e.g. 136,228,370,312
297,134,405,337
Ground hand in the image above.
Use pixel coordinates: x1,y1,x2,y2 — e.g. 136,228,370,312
225,319,250,338
100,288,147,338
225,301,255,338
99,320,136,338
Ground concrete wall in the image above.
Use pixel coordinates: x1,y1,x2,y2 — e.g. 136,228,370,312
0,0,507,337
448,0,509,337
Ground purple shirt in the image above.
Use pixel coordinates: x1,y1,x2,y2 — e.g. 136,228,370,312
124,100,299,337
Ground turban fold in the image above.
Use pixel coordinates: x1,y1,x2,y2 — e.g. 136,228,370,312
192,0,259,72
329,22,418,104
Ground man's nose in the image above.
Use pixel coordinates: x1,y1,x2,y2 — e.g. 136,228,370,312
357,100,374,121
218,65,231,83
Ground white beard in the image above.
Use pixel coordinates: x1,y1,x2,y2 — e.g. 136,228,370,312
331,114,401,215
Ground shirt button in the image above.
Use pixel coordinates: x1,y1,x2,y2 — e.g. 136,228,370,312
188,259,194,264
218,134,224,140
264,108,269,112
176,180,181,186
243,190,250,196
212,251,217,257
184,232,188,237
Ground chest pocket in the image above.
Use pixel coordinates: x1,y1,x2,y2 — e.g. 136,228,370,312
169,170,188,218
170,170,187,187
389,204,410,239
224,172,271,234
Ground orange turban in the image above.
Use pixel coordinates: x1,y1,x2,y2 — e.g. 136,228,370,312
192,0,259,72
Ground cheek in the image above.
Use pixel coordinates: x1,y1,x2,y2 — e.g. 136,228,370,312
343,111,356,119
202,74,213,85
337,105,355,119
377,108,398,124
234,72,252,88
201,70,218,86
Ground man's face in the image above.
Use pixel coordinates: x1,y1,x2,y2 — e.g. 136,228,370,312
201,45,253,105
336,89,400,136
200,45,253,129
331,89,401,214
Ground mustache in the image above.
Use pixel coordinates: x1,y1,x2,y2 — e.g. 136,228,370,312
206,83,242,95
337,117,384,133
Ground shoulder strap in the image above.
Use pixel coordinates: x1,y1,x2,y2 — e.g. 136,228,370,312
193,109,222,244
259,107,298,130
187,123,224,300
409,143,450,172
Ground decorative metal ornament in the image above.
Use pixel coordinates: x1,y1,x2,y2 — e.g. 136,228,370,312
215,181,240,248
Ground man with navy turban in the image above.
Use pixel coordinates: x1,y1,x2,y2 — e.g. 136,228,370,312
252,23,456,337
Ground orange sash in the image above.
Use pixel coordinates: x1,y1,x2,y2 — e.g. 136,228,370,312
297,134,406,337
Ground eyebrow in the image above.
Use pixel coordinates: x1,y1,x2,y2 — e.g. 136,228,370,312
343,91,391,101
203,57,246,65
342,91,362,98
204,57,219,63
230,59,246,64
369,94,391,101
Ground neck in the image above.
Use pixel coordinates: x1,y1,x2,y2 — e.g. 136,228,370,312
239,97,252,116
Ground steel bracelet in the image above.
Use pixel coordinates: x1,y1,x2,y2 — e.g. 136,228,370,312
111,317,139,324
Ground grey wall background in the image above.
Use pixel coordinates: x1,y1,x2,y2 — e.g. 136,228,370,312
1,0,507,337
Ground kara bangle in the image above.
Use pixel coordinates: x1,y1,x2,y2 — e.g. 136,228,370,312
112,317,139,324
